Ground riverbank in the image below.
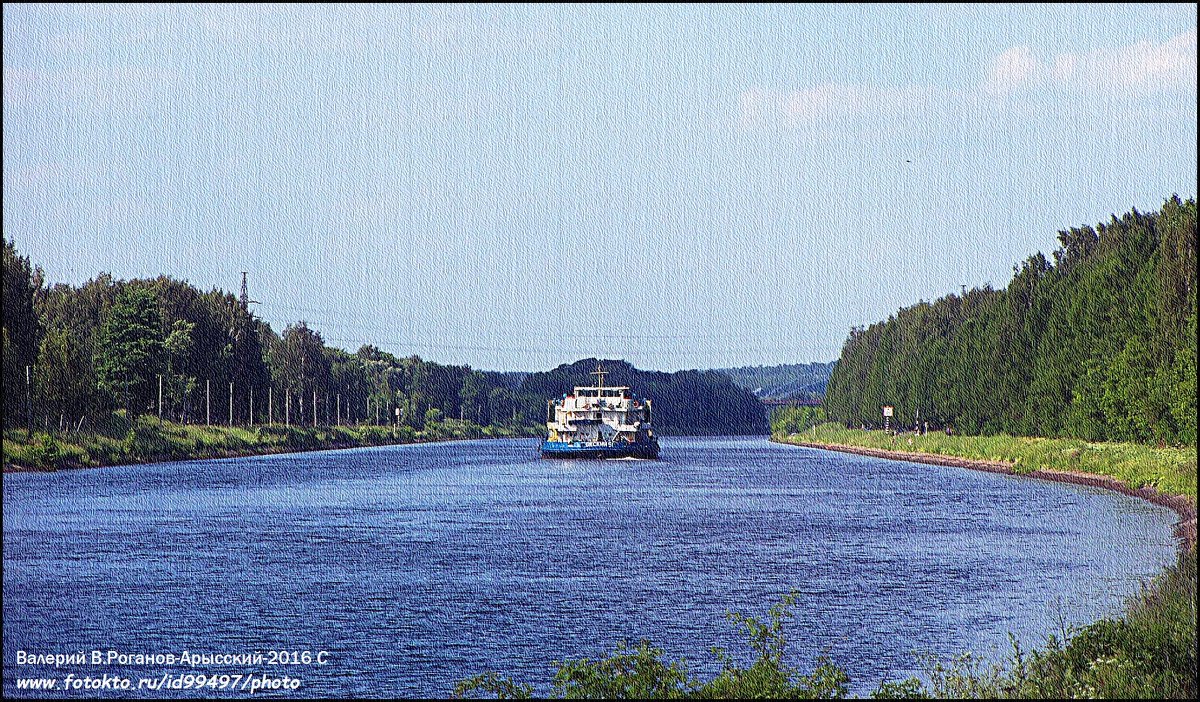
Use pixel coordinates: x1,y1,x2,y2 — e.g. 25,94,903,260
2,417,542,473
772,425,1196,697
774,424,1197,553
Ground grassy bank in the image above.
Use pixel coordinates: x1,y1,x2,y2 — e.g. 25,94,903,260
2,414,541,472
776,423,1197,501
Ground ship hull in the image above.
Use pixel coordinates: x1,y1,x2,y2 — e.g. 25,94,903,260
540,439,660,460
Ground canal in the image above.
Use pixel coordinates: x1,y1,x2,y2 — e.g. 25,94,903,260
3,436,1177,697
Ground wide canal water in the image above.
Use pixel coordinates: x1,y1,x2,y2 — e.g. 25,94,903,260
3,436,1178,697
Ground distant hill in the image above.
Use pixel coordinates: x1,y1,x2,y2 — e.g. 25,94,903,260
519,358,769,435
715,361,836,401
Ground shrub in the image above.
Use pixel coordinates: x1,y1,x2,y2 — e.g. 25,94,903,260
30,432,61,466
454,593,851,699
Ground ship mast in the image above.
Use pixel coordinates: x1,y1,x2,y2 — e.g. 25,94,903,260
591,362,607,390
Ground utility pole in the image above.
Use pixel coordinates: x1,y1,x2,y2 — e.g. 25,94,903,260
206,379,211,426
313,390,317,427
25,365,32,435
158,375,163,422
229,382,234,426
249,387,254,427
268,387,273,425
240,271,261,310
337,394,341,427
285,390,290,427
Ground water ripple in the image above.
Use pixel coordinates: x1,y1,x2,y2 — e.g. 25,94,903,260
3,437,1176,697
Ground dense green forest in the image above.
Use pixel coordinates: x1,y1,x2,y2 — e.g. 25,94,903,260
1,241,766,440
824,196,1197,446
717,361,835,401
0,255,527,436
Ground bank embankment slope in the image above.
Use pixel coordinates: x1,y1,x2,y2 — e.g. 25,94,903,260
776,429,1196,553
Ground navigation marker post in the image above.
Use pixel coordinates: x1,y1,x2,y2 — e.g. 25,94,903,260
882,405,894,433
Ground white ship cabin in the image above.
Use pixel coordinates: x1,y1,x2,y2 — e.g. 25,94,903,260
545,366,654,445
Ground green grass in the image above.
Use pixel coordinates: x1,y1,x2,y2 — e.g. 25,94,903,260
776,423,1197,500
2,414,542,471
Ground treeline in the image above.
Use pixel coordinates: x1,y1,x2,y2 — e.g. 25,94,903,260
521,358,769,435
824,195,1197,445
2,243,769,437
1,243,534,435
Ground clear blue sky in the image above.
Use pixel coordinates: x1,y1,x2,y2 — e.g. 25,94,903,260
4,4,1196,371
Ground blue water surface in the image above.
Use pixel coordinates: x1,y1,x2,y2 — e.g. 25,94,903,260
3,437,1178,697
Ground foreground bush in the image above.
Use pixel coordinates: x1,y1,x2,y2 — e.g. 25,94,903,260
455,593,848,699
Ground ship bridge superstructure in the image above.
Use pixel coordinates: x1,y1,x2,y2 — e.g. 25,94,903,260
541,364,659,458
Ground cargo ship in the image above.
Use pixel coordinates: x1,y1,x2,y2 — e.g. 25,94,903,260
540,363,660,459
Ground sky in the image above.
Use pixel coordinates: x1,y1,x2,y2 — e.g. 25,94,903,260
4,4,1197,372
